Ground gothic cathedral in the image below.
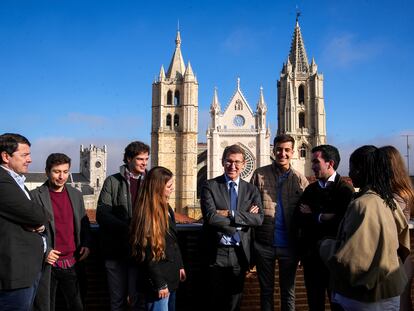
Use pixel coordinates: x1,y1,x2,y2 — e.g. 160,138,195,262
277,19,327,176
151,31,198,211
207,79,271,181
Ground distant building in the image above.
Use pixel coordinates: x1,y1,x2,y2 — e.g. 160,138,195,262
151,30,198,212
277,19,327,176
25,144,107,210
206,79,271,181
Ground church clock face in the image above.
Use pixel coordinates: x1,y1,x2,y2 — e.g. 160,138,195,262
95,161,102,168
233,115,245,127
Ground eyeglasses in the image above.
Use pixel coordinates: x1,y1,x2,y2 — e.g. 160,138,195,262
224,160,244,168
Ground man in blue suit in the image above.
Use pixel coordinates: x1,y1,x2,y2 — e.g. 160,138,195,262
201,144,263,311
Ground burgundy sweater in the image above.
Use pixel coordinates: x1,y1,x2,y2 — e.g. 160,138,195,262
49,189,76,261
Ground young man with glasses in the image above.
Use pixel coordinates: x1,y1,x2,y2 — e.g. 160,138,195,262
201,144,263,311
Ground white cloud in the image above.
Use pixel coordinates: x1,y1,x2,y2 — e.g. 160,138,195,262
29,136,142,175
322,33,385,68
62,112,108,128
222,28,261,55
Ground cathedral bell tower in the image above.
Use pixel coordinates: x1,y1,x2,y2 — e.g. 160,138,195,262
277,17,327,176
151,30,198,212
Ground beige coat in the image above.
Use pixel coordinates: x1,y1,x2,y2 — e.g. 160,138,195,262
250,162,309,247
320,190,410,302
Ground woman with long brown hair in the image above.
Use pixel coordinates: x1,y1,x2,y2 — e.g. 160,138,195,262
379,145,414,311
130,166,186,311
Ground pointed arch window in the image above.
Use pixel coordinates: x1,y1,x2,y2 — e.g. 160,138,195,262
299,112,305,128
166,114,172,127
300,144,307,158
174,114,179,127
167,91,173,105
298,85,305,105
174,91,180,106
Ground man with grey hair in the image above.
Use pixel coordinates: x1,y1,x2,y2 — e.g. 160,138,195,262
201,144,263,311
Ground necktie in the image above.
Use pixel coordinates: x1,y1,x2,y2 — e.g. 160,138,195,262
229,181,240,243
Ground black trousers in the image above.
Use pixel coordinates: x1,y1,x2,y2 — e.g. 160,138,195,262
207,246,248,311
50,266,83,311
302,252,343,311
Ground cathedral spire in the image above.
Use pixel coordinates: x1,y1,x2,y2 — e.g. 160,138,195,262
184,61,195,81
210,87,221,114
166,30,186,79
288,18,309,73
159,65,165,81
257,86,267,113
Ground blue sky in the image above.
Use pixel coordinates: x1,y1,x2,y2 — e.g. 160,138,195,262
1,0,413,175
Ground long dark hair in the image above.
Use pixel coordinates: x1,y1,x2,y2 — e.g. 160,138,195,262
130,166,173,262
350,145,397,210
379,146,414,214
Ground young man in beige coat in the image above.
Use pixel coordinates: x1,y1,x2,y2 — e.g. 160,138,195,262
251,134,308,311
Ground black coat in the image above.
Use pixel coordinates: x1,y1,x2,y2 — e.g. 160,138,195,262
137,207,183,296
297,174,354,257
0,167,49,290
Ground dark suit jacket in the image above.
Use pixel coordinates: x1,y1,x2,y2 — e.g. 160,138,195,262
0,167,49,290
31,182,91,255
296,174,354,257
200,174,263,265
31,182,91,311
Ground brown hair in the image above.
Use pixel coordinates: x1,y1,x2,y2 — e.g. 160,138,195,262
123,141,150,164
130,166,173,262
379,146,414,216
273,134,295,148
45,153,71,172
222,144,246,163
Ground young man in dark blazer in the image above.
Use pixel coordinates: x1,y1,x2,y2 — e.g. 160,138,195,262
201,144,263,311
0,133,49,311
297,144,354,311
32,153,91,311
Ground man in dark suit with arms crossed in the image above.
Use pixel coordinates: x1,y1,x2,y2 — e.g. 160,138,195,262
201,144,263,311
0,133,49,311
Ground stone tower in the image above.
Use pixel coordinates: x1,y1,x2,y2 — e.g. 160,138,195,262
207,79,271,181
151,30,198,212
79,144,107,193
277,18,326,176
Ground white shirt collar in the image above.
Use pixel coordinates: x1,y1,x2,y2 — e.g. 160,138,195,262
317,171,337,189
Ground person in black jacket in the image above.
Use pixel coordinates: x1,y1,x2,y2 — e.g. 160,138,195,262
97,141,149,311
130,166,186,311
0,133,49,311
297,145,354,311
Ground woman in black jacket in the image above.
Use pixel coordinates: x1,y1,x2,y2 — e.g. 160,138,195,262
130,166,186,311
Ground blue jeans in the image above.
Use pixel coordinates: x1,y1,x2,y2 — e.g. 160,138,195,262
146,291,176,311
0,271,42,311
